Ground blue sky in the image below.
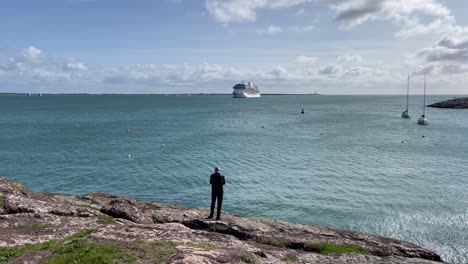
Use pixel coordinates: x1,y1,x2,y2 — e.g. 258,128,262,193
1,0,468,94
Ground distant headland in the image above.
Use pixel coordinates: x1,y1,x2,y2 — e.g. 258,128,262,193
428,97,468,109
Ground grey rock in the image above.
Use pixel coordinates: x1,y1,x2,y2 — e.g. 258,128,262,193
0,177,445,264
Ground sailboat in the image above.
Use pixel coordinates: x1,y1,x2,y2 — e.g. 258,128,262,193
417,74,429,125
401,74,410,118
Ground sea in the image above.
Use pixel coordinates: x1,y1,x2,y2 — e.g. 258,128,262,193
0,94,467,264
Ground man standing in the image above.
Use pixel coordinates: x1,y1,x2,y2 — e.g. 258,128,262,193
208,167,225,220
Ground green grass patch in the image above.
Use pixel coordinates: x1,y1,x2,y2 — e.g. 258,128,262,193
41,239,136,264
0,229,96,262
0,194,4,209
97,215,116,224
237,251,259,264
0,230,179,264
190,242,221,250
208,224,229,232
254,236,287,248
134,240,177,264
282,253,298,262
21,223,55,231
304,243,368,255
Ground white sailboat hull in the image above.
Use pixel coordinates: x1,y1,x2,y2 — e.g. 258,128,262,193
418,117,428,125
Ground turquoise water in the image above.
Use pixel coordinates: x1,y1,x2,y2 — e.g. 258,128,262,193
0,95,467,263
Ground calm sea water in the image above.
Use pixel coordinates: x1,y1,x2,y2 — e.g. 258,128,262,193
0,95,467,263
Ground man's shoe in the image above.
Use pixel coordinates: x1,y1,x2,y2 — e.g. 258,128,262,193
207,215,213,219
215,217,220,220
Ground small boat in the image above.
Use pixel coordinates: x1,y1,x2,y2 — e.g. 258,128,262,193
301,108,304,114
417,74,429,125
402,74,410,118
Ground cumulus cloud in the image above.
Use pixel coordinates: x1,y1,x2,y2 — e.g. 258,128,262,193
318,64,338,75
439,64,466,74
63,61,88,71
206,0,453,38
258,25,283,35
0,46,90,83
337,52,363,64
413,64,434,75
417,29,468,63
103,63,242,86
205,0,315,24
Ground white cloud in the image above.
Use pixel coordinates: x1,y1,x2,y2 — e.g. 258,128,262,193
337,52,363,64
318,64,338,75
0,46,90,83
413,64,434,75
266,25,282,34
417,28,468,63
296,55,319,64
205,0,453,38
64,61,88,71
103,63,242,86
289,25,315,32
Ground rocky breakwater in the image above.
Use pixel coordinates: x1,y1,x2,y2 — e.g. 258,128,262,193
0,177,444,264
428,97,468,109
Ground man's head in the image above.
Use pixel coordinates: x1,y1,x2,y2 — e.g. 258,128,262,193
215,167,220,173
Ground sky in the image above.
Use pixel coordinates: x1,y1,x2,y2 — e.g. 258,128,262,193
1,0,468,94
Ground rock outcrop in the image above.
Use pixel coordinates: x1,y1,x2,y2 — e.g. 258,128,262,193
0,177,445,263
428,97,468,109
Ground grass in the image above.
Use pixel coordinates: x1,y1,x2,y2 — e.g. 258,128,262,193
0,229,95,262
208,224,229,232
282,253,298,262
21,223,55,231
41,239,136,264
0,194,4,209
254,236,287,248
0,229,179,264
97,215,116,224
132,240,177,264
237,251,259,264
304,243,369,255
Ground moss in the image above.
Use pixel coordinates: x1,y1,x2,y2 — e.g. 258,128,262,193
254,236,287,248
21,223,55,231
97,215,116,224
237,251,259,264
0,194,4,209
304,243,369,255
282,253,298,262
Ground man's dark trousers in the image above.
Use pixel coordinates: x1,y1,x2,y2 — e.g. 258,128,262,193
210,191,223,220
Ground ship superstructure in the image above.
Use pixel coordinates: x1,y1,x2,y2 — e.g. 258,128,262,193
232,81,261,98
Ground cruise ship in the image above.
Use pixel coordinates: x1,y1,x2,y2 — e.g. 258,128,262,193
232,81,261,98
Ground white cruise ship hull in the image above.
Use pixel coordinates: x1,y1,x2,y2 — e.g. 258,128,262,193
233,91,261,98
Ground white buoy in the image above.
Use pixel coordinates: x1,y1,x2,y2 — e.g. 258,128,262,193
161,144,165,147
128,154,131,158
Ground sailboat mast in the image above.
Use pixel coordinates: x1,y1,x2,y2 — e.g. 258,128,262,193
423,74,426,115
406,74,409,111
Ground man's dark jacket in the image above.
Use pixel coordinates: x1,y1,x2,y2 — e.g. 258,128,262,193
210,172,225,193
